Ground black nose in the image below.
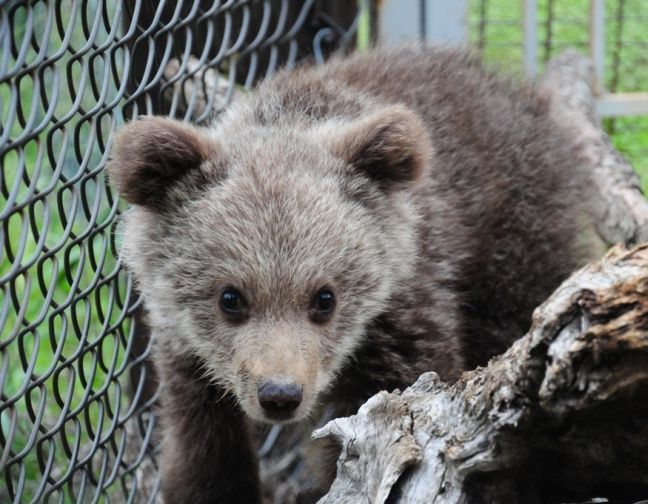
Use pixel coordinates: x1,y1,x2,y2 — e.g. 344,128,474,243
257,381,303,414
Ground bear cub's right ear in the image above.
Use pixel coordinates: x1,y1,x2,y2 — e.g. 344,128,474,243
316,105,433,189
106,116,219,208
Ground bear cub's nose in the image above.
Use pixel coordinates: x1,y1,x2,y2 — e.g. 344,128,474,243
258,381,303,414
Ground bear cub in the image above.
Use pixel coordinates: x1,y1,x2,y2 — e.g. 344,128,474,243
108,44,592,503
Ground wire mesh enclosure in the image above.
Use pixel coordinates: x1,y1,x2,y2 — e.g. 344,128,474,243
0,1,358,501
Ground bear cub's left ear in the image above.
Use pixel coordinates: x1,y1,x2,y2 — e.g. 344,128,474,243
323,105,432,186
106,116,219,209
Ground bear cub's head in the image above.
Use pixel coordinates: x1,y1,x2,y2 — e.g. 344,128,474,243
107,105,431,424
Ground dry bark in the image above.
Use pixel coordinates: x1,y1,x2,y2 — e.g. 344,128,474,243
314,244,648,503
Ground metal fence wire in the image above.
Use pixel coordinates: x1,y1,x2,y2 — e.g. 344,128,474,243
2,0,648,502
0,1,358,502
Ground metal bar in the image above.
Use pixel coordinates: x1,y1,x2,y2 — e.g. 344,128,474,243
420,0,427,39
523,0,538,78
424,0,469,44
609,0,626,93
589,0,605,95
476,0,489,51
596,93,648,117
378,0,420,41
542,0,555,63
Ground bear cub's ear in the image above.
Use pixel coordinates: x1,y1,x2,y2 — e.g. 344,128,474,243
324,105,432,186
106,116,218,208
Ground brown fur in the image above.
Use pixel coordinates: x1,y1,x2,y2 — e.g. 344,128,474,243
109,116,220,209
107,44,593,503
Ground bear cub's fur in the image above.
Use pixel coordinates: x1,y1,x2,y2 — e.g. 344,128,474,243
108,44,592,503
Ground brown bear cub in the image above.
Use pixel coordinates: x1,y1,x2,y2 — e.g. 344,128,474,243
108,44,592,502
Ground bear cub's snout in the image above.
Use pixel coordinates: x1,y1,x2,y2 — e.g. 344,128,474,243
257,380,303,419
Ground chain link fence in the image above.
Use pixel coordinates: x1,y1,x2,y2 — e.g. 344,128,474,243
0,1,357,501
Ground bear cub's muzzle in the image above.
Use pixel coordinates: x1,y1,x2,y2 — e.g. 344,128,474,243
257,379,303,421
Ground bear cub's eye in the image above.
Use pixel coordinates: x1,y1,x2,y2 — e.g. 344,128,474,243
219,288,248,321
310,288,336,324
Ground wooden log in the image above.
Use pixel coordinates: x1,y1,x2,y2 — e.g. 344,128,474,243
314,244,648,503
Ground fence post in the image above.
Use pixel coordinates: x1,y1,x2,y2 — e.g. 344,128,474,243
423,0,470,44
378,0,421,41
523,0,538,77
589,0,605,95
378,0,469,44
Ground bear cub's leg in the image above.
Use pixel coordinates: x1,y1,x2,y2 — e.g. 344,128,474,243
158,357,261,504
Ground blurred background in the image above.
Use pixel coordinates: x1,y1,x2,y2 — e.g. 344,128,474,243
381,0,647,192
1,1,646,502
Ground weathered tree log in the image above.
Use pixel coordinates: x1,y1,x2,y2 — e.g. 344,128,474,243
314,244,648,503
539,50,648,246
